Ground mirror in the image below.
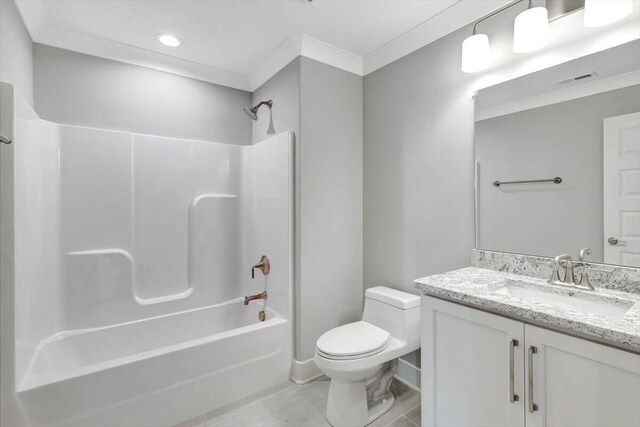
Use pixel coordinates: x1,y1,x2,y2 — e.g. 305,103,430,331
474,40,640,268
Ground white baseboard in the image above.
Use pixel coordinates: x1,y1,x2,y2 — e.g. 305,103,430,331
291,355,421,390
395,357,421,391
291,357,323,384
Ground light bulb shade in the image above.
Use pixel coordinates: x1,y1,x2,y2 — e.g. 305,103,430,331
513,7,550,53
461,33,491,73
584,0,633,28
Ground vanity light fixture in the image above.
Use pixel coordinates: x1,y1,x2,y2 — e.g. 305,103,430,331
157,34,181,47
584,0,633,28
461,0,535,73
461,32,491,73
513,1,551,53
461,0,526,74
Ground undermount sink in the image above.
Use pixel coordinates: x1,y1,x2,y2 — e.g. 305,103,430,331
491,282,634,319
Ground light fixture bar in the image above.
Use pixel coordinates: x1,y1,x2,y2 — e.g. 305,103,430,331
546,0,585,21
471,0,527,35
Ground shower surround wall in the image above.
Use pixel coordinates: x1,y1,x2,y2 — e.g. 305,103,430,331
2,87,293,426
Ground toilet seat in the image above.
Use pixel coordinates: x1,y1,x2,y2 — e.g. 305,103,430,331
316,321,390,360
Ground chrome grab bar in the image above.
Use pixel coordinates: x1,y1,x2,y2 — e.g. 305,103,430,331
0,133,11,144
509,339,519,403
528,346,539,413
493,177,562,187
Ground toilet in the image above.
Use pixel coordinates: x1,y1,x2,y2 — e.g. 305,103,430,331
314,286,421,427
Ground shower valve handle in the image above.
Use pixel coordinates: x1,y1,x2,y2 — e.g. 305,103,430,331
251,255,270,278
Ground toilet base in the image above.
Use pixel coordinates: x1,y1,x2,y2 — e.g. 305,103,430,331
325,360,398,427
366,392,395,425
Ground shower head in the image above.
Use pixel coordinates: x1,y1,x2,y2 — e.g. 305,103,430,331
243,100,273,121
243,107,258,120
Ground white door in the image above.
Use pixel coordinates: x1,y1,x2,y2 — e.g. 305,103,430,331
422,297,525,427
604,112,640,267
524,325,640,427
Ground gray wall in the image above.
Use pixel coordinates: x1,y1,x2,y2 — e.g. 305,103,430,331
252,58,363,362
0,0,33,106
476,85,640,262
34,44,251,144
364,25,477,294
298,57,363,361
251,59,300,145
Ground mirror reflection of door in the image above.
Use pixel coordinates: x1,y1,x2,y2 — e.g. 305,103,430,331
604,112,640,267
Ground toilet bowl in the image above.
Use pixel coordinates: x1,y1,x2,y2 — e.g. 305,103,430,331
314,286,421,427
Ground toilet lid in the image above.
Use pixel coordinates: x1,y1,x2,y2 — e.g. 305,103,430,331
316,321,390,359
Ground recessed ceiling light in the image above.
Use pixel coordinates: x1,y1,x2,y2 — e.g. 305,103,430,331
157,34,181,47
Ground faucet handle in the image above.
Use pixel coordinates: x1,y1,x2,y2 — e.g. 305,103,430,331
549,253,569,283
578,271,595,290
251,255,270,279
563,260,576,285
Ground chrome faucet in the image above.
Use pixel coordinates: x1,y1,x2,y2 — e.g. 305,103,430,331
549,253,575,285
579,247,592,261
549,253,594,291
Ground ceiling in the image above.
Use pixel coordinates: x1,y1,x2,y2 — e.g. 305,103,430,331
15,0,511,91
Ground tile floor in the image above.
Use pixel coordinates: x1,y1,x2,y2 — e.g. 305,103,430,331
177,377,421,427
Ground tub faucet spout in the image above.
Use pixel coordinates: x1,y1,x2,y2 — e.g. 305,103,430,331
244,291,267,305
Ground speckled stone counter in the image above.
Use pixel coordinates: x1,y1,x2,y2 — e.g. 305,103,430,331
472,249,640,294
414,266,640,352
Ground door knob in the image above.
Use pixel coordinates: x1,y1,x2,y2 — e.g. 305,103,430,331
608,237,627,246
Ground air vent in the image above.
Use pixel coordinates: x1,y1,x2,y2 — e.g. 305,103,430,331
556,72,597,85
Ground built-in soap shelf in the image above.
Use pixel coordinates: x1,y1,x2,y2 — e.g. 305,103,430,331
134,287,194,305
65,193,238,307
66,248,194,305
190,193,237,208
67,248,134,260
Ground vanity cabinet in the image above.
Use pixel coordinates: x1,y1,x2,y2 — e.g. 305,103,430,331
524,324,640,427
422,296,640,427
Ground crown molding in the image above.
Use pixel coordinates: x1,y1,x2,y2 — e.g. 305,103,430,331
363,0,510,75
247,35,363,90
15,0,515,91
299,35,363,76
15,0,251,91
246,36,302,91
13,0,47,40
36,25,252,91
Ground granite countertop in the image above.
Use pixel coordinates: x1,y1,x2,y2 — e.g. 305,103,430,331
414,266,640,351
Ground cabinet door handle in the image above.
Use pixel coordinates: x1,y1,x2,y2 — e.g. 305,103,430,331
528,346,539,413
509,339,519,403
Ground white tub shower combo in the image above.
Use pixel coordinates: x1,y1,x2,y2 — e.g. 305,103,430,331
0,84,294,426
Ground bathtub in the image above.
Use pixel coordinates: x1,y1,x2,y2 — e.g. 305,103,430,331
2,100,295,427
16,299,292,427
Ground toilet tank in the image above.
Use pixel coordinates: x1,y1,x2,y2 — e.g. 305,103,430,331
362,287,421,348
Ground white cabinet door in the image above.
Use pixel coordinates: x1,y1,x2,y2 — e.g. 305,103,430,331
524,325,640,427
422,297,525,427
